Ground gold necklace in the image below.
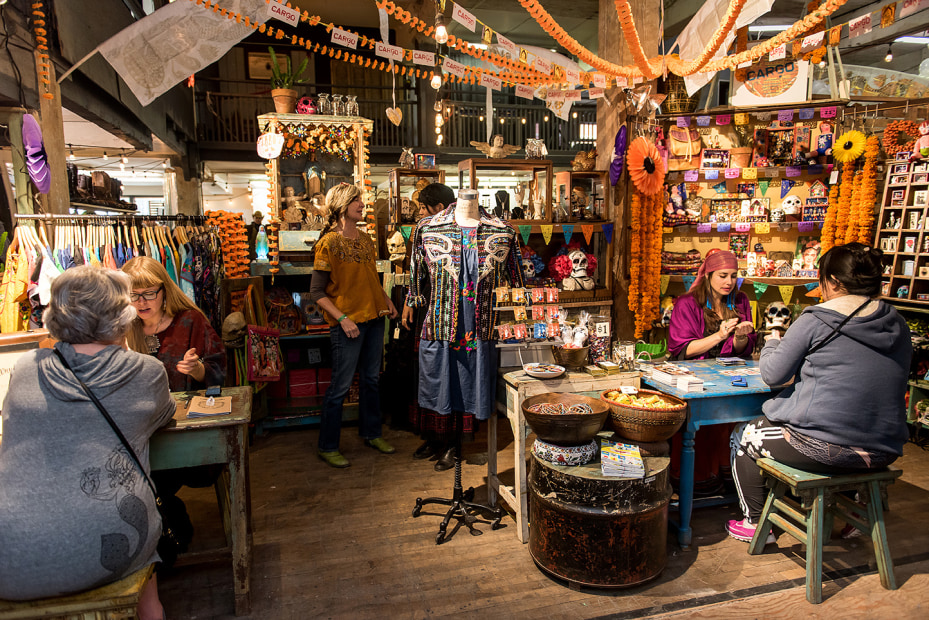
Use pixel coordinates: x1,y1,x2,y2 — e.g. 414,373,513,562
144,313,171,355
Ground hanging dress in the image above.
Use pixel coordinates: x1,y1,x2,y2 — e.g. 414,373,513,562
417,227,498,420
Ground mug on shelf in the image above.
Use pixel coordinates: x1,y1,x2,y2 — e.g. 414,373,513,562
919,266,929,278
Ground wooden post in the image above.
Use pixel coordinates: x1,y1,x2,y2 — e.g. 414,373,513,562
4,110,32,215
35,49,69,214
596,0,661,341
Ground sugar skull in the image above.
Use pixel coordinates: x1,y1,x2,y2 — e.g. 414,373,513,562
770,208,785,223
296,97,317,114
387,231,406,263
782,195,802,215
521,257,536,279
222,312,247,348
569,249,588,277
764,302,792,332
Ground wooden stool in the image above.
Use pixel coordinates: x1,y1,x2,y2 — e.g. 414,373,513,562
748,458,901,604
0,564,153,620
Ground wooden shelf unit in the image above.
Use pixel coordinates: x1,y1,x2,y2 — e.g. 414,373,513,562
875,158,929,303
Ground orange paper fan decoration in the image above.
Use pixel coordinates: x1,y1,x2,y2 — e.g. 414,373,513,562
627,137,665,196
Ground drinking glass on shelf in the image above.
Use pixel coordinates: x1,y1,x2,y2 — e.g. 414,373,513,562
317,93,331,115
332,94,345,116
345,94,359,116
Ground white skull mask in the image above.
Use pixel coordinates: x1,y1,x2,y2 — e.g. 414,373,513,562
782,195,802,214
569,249,589,277
387,231,406,261
765,302,792,331
521,258,536,278
770,208,785,222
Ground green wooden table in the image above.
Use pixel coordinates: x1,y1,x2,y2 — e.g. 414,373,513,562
151,385,252,616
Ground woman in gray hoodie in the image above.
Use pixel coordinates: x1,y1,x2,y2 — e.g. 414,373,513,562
727,243,911,543
0,266,175,619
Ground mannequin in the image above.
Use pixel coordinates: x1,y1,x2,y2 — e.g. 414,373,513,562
407,187,524,541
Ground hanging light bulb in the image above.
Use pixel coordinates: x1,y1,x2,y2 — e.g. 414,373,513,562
499,118,505,124
436,134,444,146
430,69,443,90
543,115,550,122
162,159,168,169
102,151,109,160
572,111,578,119
521,118,527,124
434,14,448,45
435,126,442,134
479,115,484,122
433,100,443,112
435,112,444,127
884,45,893,62
120,155,128,164
119,162,125,171
68,145,75,161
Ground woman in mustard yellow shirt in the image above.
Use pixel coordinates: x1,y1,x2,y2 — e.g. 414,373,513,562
309,184,398,467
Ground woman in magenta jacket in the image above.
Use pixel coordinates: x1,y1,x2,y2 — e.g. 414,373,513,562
667,249,758,495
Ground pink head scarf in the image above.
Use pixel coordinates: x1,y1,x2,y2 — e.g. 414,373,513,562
689,249,738,293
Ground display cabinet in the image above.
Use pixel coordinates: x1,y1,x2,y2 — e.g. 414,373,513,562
458,158,553,223
388,168,446,226
554,170,610,223
876,157,929,303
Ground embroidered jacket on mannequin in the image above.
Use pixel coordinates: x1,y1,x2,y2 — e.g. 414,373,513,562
406,204,523,341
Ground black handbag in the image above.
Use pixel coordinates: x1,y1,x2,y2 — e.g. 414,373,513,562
53,348,181,568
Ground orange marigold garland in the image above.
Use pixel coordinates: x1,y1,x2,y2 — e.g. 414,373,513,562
628,191,664,338
821,178,841,252
856,136,880,244
628,192,642,320
32,0,53,100
844,169,862,245
833,159,857,246
883,120,920,156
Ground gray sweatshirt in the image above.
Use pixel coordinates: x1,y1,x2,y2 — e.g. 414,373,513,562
760,295,911,455
0,343,175,600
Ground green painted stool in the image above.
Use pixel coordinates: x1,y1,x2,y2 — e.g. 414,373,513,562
748,458,901,604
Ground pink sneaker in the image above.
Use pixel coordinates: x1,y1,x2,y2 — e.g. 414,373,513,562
726,519,776,544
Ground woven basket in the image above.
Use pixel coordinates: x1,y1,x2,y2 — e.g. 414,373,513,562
663,75,699,115
552,345,589,369
600,389,687,442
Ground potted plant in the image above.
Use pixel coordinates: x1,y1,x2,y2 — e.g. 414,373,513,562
268,46,309,114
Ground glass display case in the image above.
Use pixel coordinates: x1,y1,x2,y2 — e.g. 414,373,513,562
554,170,609,223
388,168,446,226
458,158,553,223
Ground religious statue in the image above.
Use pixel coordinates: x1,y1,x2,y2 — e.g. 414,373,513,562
470,134,520,159
281,186,308,230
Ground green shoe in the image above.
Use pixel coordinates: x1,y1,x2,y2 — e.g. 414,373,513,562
364,438,396,454
318,450,350,468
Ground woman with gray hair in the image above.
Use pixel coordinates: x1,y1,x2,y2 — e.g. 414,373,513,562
0,266,175,620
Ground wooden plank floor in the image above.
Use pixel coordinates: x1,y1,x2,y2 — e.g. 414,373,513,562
158,420,929,619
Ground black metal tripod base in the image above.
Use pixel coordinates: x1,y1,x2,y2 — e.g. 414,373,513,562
412,454,504,544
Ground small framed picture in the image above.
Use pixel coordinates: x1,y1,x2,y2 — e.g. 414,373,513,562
892,163,910,175
914,162,928,173
895,152,912,162
701,149,730,169
891,189,906,206
890,175,908,185
415,154,436,170
912,173,929,185
914,190,928,207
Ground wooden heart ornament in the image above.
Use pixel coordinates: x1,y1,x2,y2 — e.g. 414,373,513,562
386,107,403,126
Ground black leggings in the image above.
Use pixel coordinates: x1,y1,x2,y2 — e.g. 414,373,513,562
730,417,876,522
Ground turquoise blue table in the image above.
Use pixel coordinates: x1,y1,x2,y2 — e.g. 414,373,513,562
642,360,782,550
150,386,252,615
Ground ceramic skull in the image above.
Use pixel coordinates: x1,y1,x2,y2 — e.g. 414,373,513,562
521,257,536,279
296,97,317,114
782,195,802,215
222,312,247,348
770,207,785,223
387,231,406,263
569,249,589,277
764,302,792,332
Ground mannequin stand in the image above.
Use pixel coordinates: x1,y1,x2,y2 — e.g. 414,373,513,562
412,410,504,544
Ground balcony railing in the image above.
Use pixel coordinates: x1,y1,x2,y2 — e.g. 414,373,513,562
195,84,596,159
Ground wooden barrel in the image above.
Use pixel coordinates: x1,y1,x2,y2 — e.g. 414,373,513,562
528,451,671,588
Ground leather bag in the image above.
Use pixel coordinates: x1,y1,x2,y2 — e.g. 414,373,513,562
667,127,702,171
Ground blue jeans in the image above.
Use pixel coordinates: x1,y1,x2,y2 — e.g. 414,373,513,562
318,319,385,452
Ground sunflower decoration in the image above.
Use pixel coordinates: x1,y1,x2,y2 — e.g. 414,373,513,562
627,136,665,195
833,130,867,163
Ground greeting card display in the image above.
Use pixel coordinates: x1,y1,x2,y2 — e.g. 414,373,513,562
700,149,730,170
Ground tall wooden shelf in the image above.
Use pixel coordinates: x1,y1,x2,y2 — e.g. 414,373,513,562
875,157,929,303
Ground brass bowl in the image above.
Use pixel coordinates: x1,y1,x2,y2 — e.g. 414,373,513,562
551,345,589,369
521,392,609,446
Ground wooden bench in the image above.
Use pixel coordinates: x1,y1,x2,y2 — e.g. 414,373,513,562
748,457,901,604
0,564,153,620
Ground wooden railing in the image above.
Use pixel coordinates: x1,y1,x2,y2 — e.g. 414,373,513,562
195,86,597,156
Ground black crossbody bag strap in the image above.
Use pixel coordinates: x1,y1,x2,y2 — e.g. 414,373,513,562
807,298,873,356
52,348,162,507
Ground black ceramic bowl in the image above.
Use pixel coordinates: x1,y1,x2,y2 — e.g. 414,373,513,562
521,393,610,446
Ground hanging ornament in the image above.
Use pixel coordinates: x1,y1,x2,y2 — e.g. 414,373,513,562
832,130,866,163
627,136,665,196
610,125,628,186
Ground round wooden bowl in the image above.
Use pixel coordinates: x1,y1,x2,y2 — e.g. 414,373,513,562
551,346,589,369
521,393,610,446
600,389,687,443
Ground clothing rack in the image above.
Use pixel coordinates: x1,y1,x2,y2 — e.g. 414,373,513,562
13,213,209,223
